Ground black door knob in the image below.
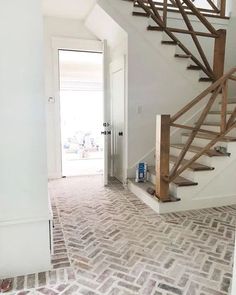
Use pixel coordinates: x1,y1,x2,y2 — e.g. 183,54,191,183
118,132,123,136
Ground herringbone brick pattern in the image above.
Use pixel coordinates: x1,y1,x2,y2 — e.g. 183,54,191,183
7,176,236,294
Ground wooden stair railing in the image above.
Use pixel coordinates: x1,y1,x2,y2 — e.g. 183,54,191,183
134,0,227,18
135,0,227,80
156,68,236,201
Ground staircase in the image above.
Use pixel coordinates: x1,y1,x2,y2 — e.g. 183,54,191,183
126,0,236,213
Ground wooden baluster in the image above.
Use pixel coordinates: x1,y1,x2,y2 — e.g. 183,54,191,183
169,85,222,181
176,0,214,78
213,29,226,80
219,0,226,17
163,0,168,27
156,115,171,201
206,0,221,13
221,81,228,132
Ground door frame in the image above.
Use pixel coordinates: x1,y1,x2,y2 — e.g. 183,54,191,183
110,55,128,184
52,37,104,179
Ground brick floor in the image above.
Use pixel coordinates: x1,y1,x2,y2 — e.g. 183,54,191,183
6,175,236,294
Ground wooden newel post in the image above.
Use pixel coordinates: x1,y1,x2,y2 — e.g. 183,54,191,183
213,29,226,80
156,115,170,201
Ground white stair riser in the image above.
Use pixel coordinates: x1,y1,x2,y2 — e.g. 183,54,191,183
219,103,236,112
149,171,155,185
170,162,214,183
201,125,236,136
133,6,145,14
170,146,212,166
149,163,195,184
145,30,165,47
159,44,178,57
149,172,179,197
181,134,229,149
170,163,195,180
199,70,209,79
206,113,232,123
162,32,173,42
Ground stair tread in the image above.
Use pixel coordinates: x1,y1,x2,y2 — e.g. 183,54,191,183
209,110,233,114
219,98,236,104
175,54,191,58
202,122,221,126
187,65,201,70
148,167,198,187
182,132,236,142
147,26,163,31
173,176,198,186
169,155,214,171
161,40,177,45
199,77,213,82
132,11,149,17
171,143,226,157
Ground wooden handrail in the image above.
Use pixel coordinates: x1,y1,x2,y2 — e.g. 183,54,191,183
171,68,236,122
155,68,236,201
169,85,222,180
136,0,228,80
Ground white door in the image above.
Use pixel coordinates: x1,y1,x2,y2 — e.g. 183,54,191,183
103,41,109,186
110,57,125,183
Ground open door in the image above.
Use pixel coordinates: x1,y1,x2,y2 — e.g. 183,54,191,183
103,41,110,186
110,56,125,183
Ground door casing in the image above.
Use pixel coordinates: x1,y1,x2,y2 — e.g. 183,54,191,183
51,37,106,180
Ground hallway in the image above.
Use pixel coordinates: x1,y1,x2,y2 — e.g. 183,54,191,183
7,176,236,294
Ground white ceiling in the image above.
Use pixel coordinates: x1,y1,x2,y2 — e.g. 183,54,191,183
42,0,96,19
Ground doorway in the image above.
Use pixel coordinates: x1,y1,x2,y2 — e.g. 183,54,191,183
59,50,104,177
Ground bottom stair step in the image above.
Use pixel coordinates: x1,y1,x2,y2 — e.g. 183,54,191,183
128,179,180,203
149,167,198,187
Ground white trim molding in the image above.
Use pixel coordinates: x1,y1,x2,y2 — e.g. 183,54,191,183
50,37,103,179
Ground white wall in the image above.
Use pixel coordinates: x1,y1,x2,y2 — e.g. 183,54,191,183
225,4,236,70
0,0,51,277
44,17,98,178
